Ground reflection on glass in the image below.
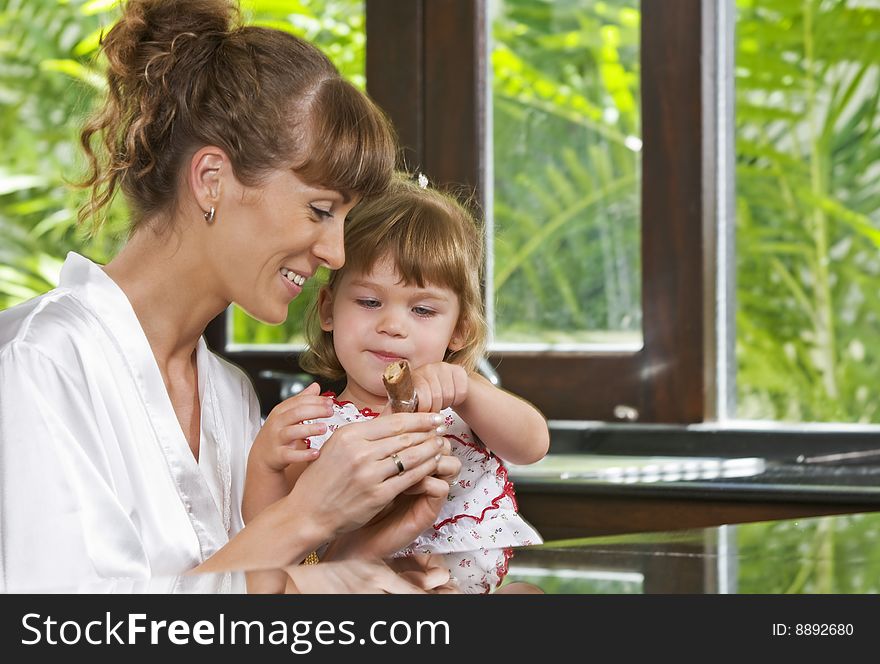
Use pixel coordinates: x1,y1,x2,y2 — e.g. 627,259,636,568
489,0,641,349
500,512,880,594
735,1,880,423
230,0,366,348
503,566,644,594
737,513,880,593
10,513,880,593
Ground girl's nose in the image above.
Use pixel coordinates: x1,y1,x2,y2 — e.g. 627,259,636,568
377,311,406,337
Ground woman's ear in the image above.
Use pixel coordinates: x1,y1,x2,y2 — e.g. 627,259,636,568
189,146,226,216
318,288,334,332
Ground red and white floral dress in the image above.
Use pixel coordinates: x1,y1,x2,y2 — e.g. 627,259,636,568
304,396,542,593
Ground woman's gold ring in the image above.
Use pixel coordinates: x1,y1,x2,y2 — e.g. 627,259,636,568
391,452,405,476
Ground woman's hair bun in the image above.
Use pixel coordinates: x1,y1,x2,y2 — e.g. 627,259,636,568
101,0,238,84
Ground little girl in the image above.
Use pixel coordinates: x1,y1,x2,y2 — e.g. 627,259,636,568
295,172,549,593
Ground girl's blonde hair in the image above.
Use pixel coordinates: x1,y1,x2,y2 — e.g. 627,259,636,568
301,172,487,380
78,0,396,234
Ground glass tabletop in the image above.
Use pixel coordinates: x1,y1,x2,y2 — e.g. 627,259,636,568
501,509,880,593
8,510,878,594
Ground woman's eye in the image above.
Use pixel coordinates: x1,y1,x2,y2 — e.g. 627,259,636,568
309,205,333,220
356,298,380,309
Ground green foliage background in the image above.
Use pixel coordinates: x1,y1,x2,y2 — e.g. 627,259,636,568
1,0,879,421
0,0,365,344
492,0,641,344
735,0,880,423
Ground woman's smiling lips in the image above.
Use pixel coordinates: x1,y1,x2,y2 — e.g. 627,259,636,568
279,267,307,299
279,271,302,298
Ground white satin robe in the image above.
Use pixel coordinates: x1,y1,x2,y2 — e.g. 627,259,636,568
0,253,260,591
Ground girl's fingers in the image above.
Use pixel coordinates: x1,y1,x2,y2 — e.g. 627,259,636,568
429,373,445,412
280,447,319,464
274,382,321,409
280,422,327,442
412,376,430,413
415,373,442,413
274,398,334,424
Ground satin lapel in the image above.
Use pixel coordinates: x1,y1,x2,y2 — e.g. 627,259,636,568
60,253,229,560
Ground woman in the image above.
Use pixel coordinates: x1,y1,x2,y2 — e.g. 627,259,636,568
0,0,458,592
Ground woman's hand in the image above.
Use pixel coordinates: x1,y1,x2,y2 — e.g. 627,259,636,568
322,460,458,560
284,559,427,594
286,411,449,543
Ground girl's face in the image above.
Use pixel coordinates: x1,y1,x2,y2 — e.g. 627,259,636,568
319,256,464,409
211,168,358,325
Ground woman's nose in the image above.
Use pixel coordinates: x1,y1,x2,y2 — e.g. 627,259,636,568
314,218,345,270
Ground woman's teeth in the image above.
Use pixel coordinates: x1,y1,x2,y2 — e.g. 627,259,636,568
280,268,306,287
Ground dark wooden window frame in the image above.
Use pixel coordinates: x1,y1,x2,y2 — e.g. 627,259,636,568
206,0,716,425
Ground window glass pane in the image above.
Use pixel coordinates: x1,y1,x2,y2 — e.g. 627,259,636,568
229,0,366,347
489,0,642,349
735,0,880,423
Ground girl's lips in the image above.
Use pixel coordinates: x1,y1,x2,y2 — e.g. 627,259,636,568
370,351,404,363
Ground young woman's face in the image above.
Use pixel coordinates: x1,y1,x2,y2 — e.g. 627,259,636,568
320,256,463,406
213,168,358,325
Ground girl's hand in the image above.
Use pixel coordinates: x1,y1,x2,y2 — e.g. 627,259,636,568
410,361,471,413
248,382,333,474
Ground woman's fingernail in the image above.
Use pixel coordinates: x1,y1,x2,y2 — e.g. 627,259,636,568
434,454,441,462
435,425,447,435
431,414,443,425
436,436,445,446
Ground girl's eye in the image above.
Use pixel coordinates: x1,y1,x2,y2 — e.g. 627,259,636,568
413,306,436,317
309,205,333,220
356,298,381,309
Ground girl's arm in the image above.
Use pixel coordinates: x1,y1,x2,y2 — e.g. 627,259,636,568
455,372,550,465
241,383,330,524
